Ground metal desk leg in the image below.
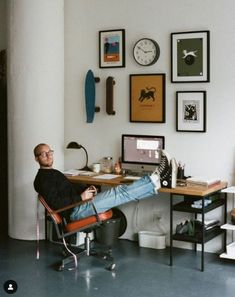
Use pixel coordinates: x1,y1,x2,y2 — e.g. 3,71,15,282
170,193,173,266
201,196,205,272
224,192,227,252
194,212,197,252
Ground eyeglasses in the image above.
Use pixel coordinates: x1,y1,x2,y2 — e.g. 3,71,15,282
37,150,54,158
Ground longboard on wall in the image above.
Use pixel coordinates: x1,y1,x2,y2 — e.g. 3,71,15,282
85,70,100,123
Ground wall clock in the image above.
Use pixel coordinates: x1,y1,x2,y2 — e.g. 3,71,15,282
133,38,160,66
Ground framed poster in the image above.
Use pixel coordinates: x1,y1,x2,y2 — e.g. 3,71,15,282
130,74,165,123
171,31,210,82
176,91,206,132
99,29,125,68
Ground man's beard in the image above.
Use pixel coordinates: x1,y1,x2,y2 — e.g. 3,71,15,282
39,160,53,167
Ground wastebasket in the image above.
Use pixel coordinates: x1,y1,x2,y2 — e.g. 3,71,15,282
95,217,121,247
138,231,166,249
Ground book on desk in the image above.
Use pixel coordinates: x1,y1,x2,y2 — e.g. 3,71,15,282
186,177,221,188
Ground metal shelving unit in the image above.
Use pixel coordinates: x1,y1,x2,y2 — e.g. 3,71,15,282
170,191,227,271
220,187,235,260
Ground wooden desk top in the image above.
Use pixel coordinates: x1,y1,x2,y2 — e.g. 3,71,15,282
67,174,126,187
67,174,228,197
159,181,227,196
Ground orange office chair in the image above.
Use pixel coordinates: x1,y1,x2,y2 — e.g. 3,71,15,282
37,195,116,271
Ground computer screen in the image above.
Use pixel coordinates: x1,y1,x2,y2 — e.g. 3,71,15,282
121,134,165,173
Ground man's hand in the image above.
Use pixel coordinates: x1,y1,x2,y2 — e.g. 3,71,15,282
81,185,97,201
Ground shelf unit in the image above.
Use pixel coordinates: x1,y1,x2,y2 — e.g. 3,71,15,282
170,188,227,271
173,226,222,243
220,187,235,259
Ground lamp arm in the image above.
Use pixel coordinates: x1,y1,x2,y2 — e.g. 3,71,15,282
81,145,88,167
79,145,91,171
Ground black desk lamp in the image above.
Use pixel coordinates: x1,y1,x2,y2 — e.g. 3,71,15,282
66,141,91,171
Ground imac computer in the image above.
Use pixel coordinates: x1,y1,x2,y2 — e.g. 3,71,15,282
121,134,165,174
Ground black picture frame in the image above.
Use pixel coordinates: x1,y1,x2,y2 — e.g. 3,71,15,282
176,91,206,132
99,29,125,68
130,73,166,123
171,31,210,83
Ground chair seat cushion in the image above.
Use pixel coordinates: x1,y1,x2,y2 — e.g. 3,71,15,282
66,209,113,232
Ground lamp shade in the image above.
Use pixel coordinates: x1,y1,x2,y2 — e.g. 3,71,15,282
66,141,91,171
66,141,82,149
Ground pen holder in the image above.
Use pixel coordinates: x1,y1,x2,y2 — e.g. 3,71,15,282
177,168,185,179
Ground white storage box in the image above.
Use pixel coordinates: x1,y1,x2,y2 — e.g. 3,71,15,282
138,231,166,250
226,242,235,257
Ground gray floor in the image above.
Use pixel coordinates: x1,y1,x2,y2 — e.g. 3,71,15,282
1,236,235,297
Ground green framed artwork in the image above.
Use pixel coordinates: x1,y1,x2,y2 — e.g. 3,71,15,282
171,31,210,82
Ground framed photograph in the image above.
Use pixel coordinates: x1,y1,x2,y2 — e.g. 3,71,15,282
99,29,125,68
130,74,165,123
176,91,206,132
171,31,210,82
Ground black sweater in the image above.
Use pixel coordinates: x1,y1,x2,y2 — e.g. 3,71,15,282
34,169,82,214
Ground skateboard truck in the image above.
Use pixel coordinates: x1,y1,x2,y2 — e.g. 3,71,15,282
106,76,115,115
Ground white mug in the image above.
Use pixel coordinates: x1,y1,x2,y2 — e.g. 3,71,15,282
92,163,101,173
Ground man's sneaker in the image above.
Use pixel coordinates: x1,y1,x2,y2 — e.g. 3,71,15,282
154,151,178,188
160,164,172,188
154,150,171,176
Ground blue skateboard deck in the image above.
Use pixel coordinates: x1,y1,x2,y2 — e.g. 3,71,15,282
85,70,96,123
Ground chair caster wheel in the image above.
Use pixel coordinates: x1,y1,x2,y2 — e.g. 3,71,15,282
57,265,64,272
107,263,116,271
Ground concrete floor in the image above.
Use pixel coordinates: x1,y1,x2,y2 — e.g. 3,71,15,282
1,236,235,297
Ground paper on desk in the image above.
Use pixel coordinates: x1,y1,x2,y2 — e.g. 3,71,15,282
63,169,96,176
63,169,81,176
92,174,121,180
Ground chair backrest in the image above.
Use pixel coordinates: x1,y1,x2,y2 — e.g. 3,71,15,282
38,195,62,225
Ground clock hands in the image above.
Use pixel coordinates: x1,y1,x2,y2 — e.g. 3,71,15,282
137,46,145,53
137,46,153,54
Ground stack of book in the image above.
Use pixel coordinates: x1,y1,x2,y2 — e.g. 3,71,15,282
194,219,220,231
186,177,221,188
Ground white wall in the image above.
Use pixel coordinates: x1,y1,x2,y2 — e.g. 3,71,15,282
0,0,6,50
64,0,235,252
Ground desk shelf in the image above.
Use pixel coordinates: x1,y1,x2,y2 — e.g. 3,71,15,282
220,252,235,260
172,226,224,244
173,199,225,214
221,223,235,231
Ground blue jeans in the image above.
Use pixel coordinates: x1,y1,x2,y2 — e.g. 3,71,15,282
70,175,157,220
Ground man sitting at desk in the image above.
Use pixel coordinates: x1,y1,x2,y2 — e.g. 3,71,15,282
34,143,176,221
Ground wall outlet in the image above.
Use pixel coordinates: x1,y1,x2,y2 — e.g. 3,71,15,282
153,210,162,221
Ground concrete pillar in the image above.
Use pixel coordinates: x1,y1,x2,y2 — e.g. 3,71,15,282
7,0,64,239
